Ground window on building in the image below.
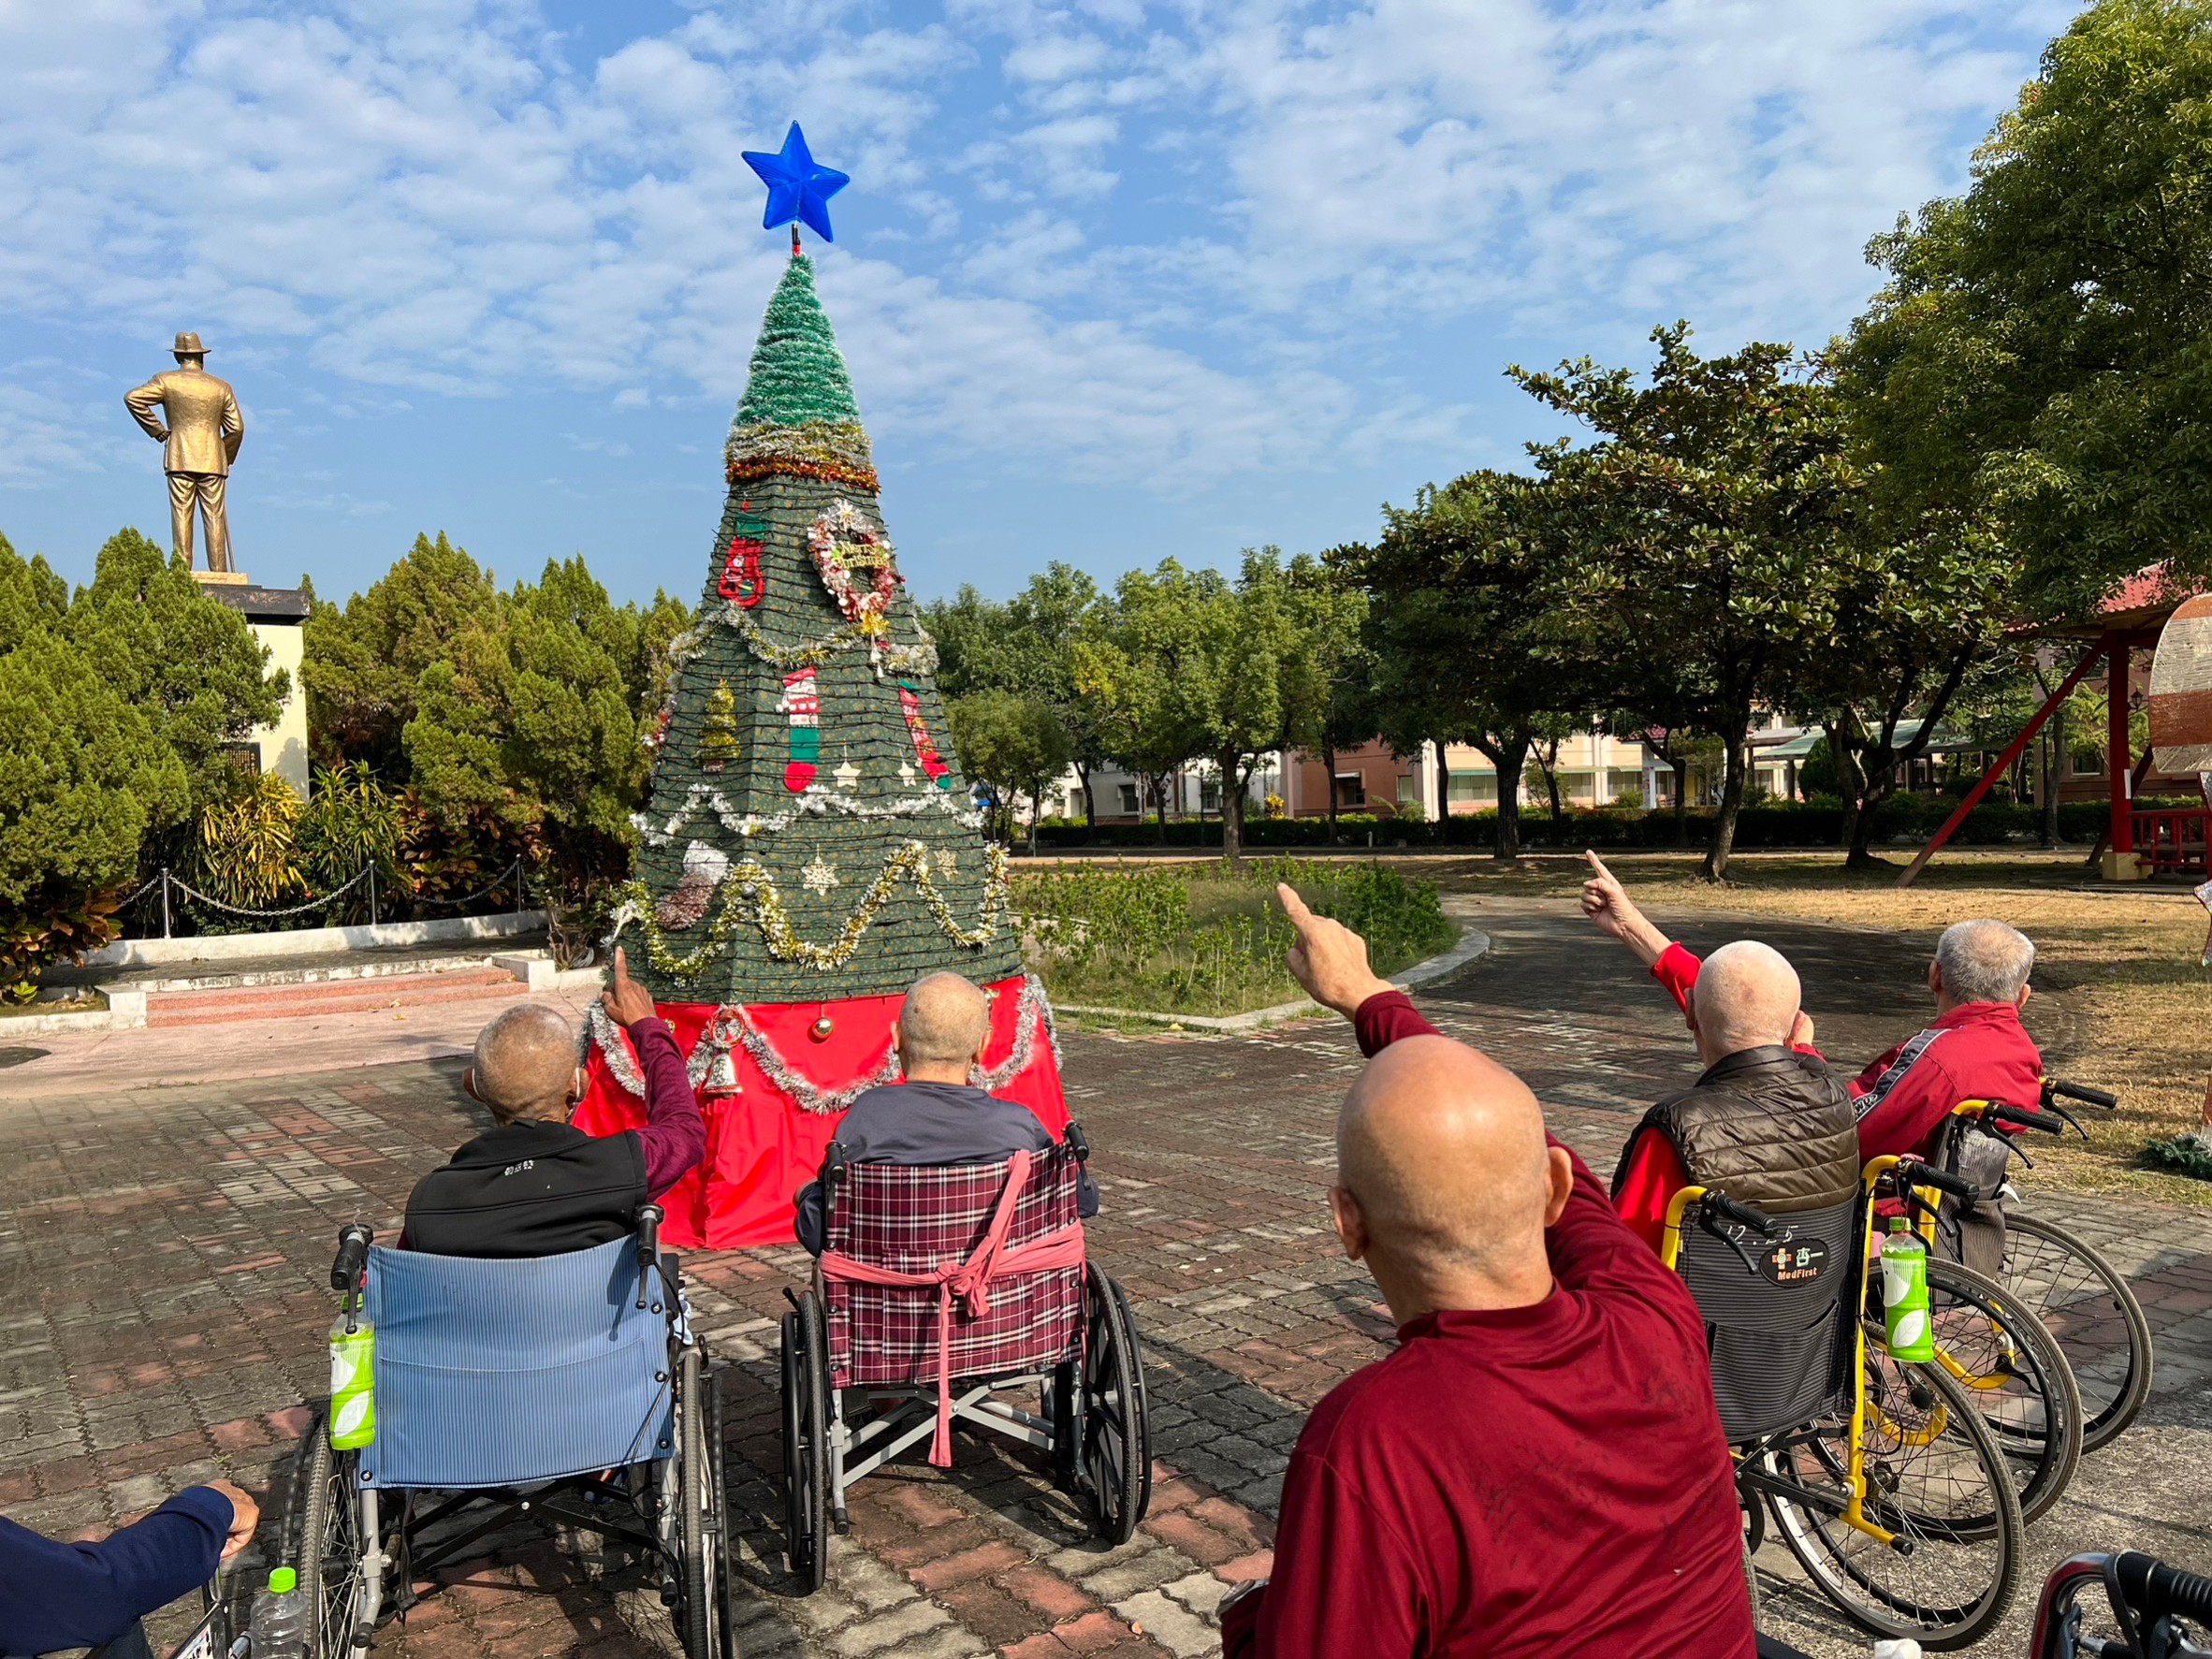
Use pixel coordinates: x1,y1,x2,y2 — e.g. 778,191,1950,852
2071,749,2103,776
1397,775,1419,804
1555,770,1595,801
1448,771,1497,803
1201,776,1221,812
1117,782,1141,815
1334,773,1366,808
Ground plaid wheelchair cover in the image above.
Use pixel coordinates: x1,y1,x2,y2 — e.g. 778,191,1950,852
820,1142,1087,1459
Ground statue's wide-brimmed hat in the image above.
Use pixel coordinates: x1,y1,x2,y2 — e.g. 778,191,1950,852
171,331,209,357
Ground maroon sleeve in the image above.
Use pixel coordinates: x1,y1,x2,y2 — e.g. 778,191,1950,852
1545,1138,1703,1338
1351,989,1437,1055
630,1017,707,1199
1245,1446,1424,1658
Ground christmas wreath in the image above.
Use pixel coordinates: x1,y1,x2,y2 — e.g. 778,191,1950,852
808,500,897,636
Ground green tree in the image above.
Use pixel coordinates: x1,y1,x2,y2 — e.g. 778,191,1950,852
64,528,284,812
1072,560,1216,842
1350,469,1592,862
1511,327,1858,879
302,531,501,773
1839,0,2212,619
0,537,188,984
1791,509,2013,866
947,691,1076,853
1288,555,1375,845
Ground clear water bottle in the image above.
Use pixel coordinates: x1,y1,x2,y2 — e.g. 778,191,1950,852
327,1314,375,1450
1880,1218,1934,1361
249,1565,305,1659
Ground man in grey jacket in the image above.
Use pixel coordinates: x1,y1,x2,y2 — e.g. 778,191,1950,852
793,972,1097,1253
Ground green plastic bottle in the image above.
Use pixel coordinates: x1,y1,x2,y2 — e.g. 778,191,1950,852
1880,1218,1933,1361
327,1315,376,1449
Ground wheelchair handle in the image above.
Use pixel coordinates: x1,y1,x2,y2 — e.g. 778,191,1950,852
1894,1158,1978,1202
1064,1122,1090,1164
2045,1077,2118,1111
1700,1191,1777,1235
330,1224,373,1295
635,1205,662,1309
1989,1103,2065,1136
2115,1549,2212,1628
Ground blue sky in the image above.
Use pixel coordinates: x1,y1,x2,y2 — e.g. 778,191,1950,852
1,0,2077,608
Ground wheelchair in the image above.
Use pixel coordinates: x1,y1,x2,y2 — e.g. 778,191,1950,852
1662,1155,2023,1651
1940,1079,2155,1451
287,1210,734,1658
779,1129,1149,1592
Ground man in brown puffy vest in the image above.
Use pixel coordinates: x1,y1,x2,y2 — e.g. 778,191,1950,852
1610,940,1860,1253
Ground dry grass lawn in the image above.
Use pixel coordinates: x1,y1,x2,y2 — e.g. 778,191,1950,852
1419,848,2212,1208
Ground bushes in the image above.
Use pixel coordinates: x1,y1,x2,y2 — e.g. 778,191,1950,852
1026,795,2124,853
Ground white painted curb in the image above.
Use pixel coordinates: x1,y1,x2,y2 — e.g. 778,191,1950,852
74,910,547,969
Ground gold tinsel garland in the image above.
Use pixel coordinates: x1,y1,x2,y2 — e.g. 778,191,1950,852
723,420,879,492
612,839,1011,982
717,604,939,679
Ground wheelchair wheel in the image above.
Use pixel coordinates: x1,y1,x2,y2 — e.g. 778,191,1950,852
1926,1258,2083,1525
707,1366,741,1659
1997,1212,2153,1451
780,1292,829,1594
1079,1265,1150,1545
1763,1354,2023,1651
291,1410,366,1659
672,1343,723,1659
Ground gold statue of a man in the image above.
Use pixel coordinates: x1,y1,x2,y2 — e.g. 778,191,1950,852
125,332,245,574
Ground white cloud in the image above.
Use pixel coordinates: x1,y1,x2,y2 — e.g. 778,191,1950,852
0,0,2071,495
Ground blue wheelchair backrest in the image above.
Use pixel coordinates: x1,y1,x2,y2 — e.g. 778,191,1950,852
357,1237,675,1490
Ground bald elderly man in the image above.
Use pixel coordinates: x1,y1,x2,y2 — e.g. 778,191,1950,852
793,972,1097,1255
1582,854,2045,1193
1218,889,1754,1659
1607,939,1859,1252
402,949,705,1258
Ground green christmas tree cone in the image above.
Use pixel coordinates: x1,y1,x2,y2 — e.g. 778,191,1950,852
575,250,1068,1249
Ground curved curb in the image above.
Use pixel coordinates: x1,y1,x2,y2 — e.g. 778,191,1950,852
1057,924,1492,1033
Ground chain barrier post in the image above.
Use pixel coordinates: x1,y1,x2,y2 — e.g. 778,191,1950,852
368,865,378,926
514,859,523,918
160,868,172,939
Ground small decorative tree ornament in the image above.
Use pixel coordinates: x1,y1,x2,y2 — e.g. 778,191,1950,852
697,680,741,773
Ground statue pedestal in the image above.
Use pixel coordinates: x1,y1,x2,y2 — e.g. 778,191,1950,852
190,569,251,586
195,574,312,796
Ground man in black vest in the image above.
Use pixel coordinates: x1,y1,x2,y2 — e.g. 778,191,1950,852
1609,940,1860,1252
402,949,705,1258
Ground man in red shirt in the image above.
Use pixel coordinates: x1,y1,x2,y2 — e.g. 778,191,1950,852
1579,854,2043,1219
1217,887,1754,1659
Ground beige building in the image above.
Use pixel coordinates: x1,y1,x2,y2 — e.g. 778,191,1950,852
201,580,312,795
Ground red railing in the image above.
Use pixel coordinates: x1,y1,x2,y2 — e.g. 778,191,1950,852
2131,808,2210,874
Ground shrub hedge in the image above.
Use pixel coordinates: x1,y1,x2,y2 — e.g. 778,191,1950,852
1026,796,2171,853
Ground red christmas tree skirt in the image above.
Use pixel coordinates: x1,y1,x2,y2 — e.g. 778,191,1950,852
574,972,1069,1249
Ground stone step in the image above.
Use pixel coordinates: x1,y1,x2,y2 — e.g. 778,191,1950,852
145,968,526,1026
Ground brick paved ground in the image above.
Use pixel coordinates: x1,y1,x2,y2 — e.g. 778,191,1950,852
3,896,2206,1657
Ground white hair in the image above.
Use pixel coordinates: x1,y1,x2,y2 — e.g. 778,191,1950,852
1693,939,1803,1055
1934,919,2035,1004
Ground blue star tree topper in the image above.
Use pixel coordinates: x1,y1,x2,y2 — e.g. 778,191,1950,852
744,122,850,243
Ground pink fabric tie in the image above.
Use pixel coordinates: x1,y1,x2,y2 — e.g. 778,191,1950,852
820,1149,1087,1465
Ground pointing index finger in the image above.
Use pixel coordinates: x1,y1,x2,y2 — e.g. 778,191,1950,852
1275,881,1315,924
1583,850,1614,881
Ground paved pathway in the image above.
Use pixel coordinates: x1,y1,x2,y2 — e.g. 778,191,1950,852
2,898,2205,1657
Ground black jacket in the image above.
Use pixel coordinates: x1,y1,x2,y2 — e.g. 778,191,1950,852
403,1120,647,1259
1614,1044,1860,1215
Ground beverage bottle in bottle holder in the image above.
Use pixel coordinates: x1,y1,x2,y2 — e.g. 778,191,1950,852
1880,1218,1933,1361
327,1312,375,1449
249,1565,305,1659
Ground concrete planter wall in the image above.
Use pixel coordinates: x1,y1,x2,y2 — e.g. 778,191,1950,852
76,911,548,971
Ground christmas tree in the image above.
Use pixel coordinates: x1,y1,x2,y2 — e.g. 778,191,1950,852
575,130,1066,1249
612,247,1020,1004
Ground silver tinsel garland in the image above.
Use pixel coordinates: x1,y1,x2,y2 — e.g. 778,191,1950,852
588,972,1063,1117
631,780,983,849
